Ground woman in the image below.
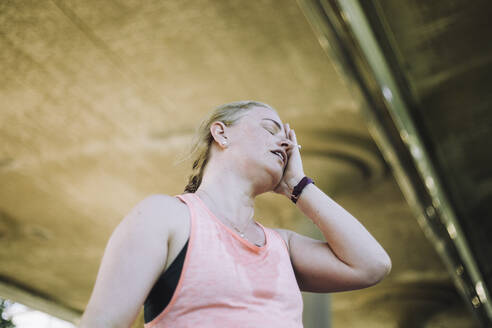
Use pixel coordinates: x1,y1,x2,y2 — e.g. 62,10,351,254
79,101,391,327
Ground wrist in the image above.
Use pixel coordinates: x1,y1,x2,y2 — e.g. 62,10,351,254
290,176,314,204
287,175,305,193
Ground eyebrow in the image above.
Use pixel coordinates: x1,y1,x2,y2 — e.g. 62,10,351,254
261,118,283,132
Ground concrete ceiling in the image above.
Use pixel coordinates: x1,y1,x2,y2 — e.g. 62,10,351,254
0,0,482,327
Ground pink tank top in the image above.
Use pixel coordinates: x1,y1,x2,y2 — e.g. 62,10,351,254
144,192,304,328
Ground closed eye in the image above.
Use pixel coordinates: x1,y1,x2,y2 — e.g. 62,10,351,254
261,121,280,135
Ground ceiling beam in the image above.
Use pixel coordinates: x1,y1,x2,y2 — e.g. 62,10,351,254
297,0,492,325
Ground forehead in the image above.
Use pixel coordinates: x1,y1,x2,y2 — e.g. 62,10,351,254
246,106,282,123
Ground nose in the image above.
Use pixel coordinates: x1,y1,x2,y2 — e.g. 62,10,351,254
278,136,294,151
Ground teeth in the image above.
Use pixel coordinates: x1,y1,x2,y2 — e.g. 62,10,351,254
272,151,284,162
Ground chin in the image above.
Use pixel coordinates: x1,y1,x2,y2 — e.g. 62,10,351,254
250,159,283,188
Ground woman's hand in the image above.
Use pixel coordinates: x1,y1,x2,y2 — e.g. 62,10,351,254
274,123,306,198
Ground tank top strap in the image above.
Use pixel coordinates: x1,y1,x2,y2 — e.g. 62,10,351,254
174,193,207,224
174,192,195,205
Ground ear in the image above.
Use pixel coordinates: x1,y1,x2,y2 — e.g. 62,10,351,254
210,121,228,148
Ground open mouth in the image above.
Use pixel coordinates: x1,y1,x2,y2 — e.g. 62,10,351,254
271,150,285,164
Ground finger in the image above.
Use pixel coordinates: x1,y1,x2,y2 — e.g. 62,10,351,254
291,129,299,147
286,126,293,140
284,141,296,157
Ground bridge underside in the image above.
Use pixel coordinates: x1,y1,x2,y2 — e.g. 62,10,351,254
1,1,490,327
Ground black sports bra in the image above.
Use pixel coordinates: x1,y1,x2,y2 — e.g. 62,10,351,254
143,239,189,323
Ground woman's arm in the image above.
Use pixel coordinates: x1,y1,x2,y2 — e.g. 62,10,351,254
78,195,178,328
274,123,391,293
282,182,391,293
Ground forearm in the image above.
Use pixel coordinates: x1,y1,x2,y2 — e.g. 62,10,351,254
295,182,391,278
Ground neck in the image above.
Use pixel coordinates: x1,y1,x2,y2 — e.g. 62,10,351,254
195,167,257,228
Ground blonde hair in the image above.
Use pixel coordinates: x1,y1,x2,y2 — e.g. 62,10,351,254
183,100,274,193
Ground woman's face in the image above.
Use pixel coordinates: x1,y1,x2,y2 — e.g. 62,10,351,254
226,106,290,186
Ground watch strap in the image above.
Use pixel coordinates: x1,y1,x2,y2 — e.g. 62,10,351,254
290,176,314,203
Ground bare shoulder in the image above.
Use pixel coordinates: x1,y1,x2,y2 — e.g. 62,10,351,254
271,227,293,252
79,195,189,327
119,194,189,240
